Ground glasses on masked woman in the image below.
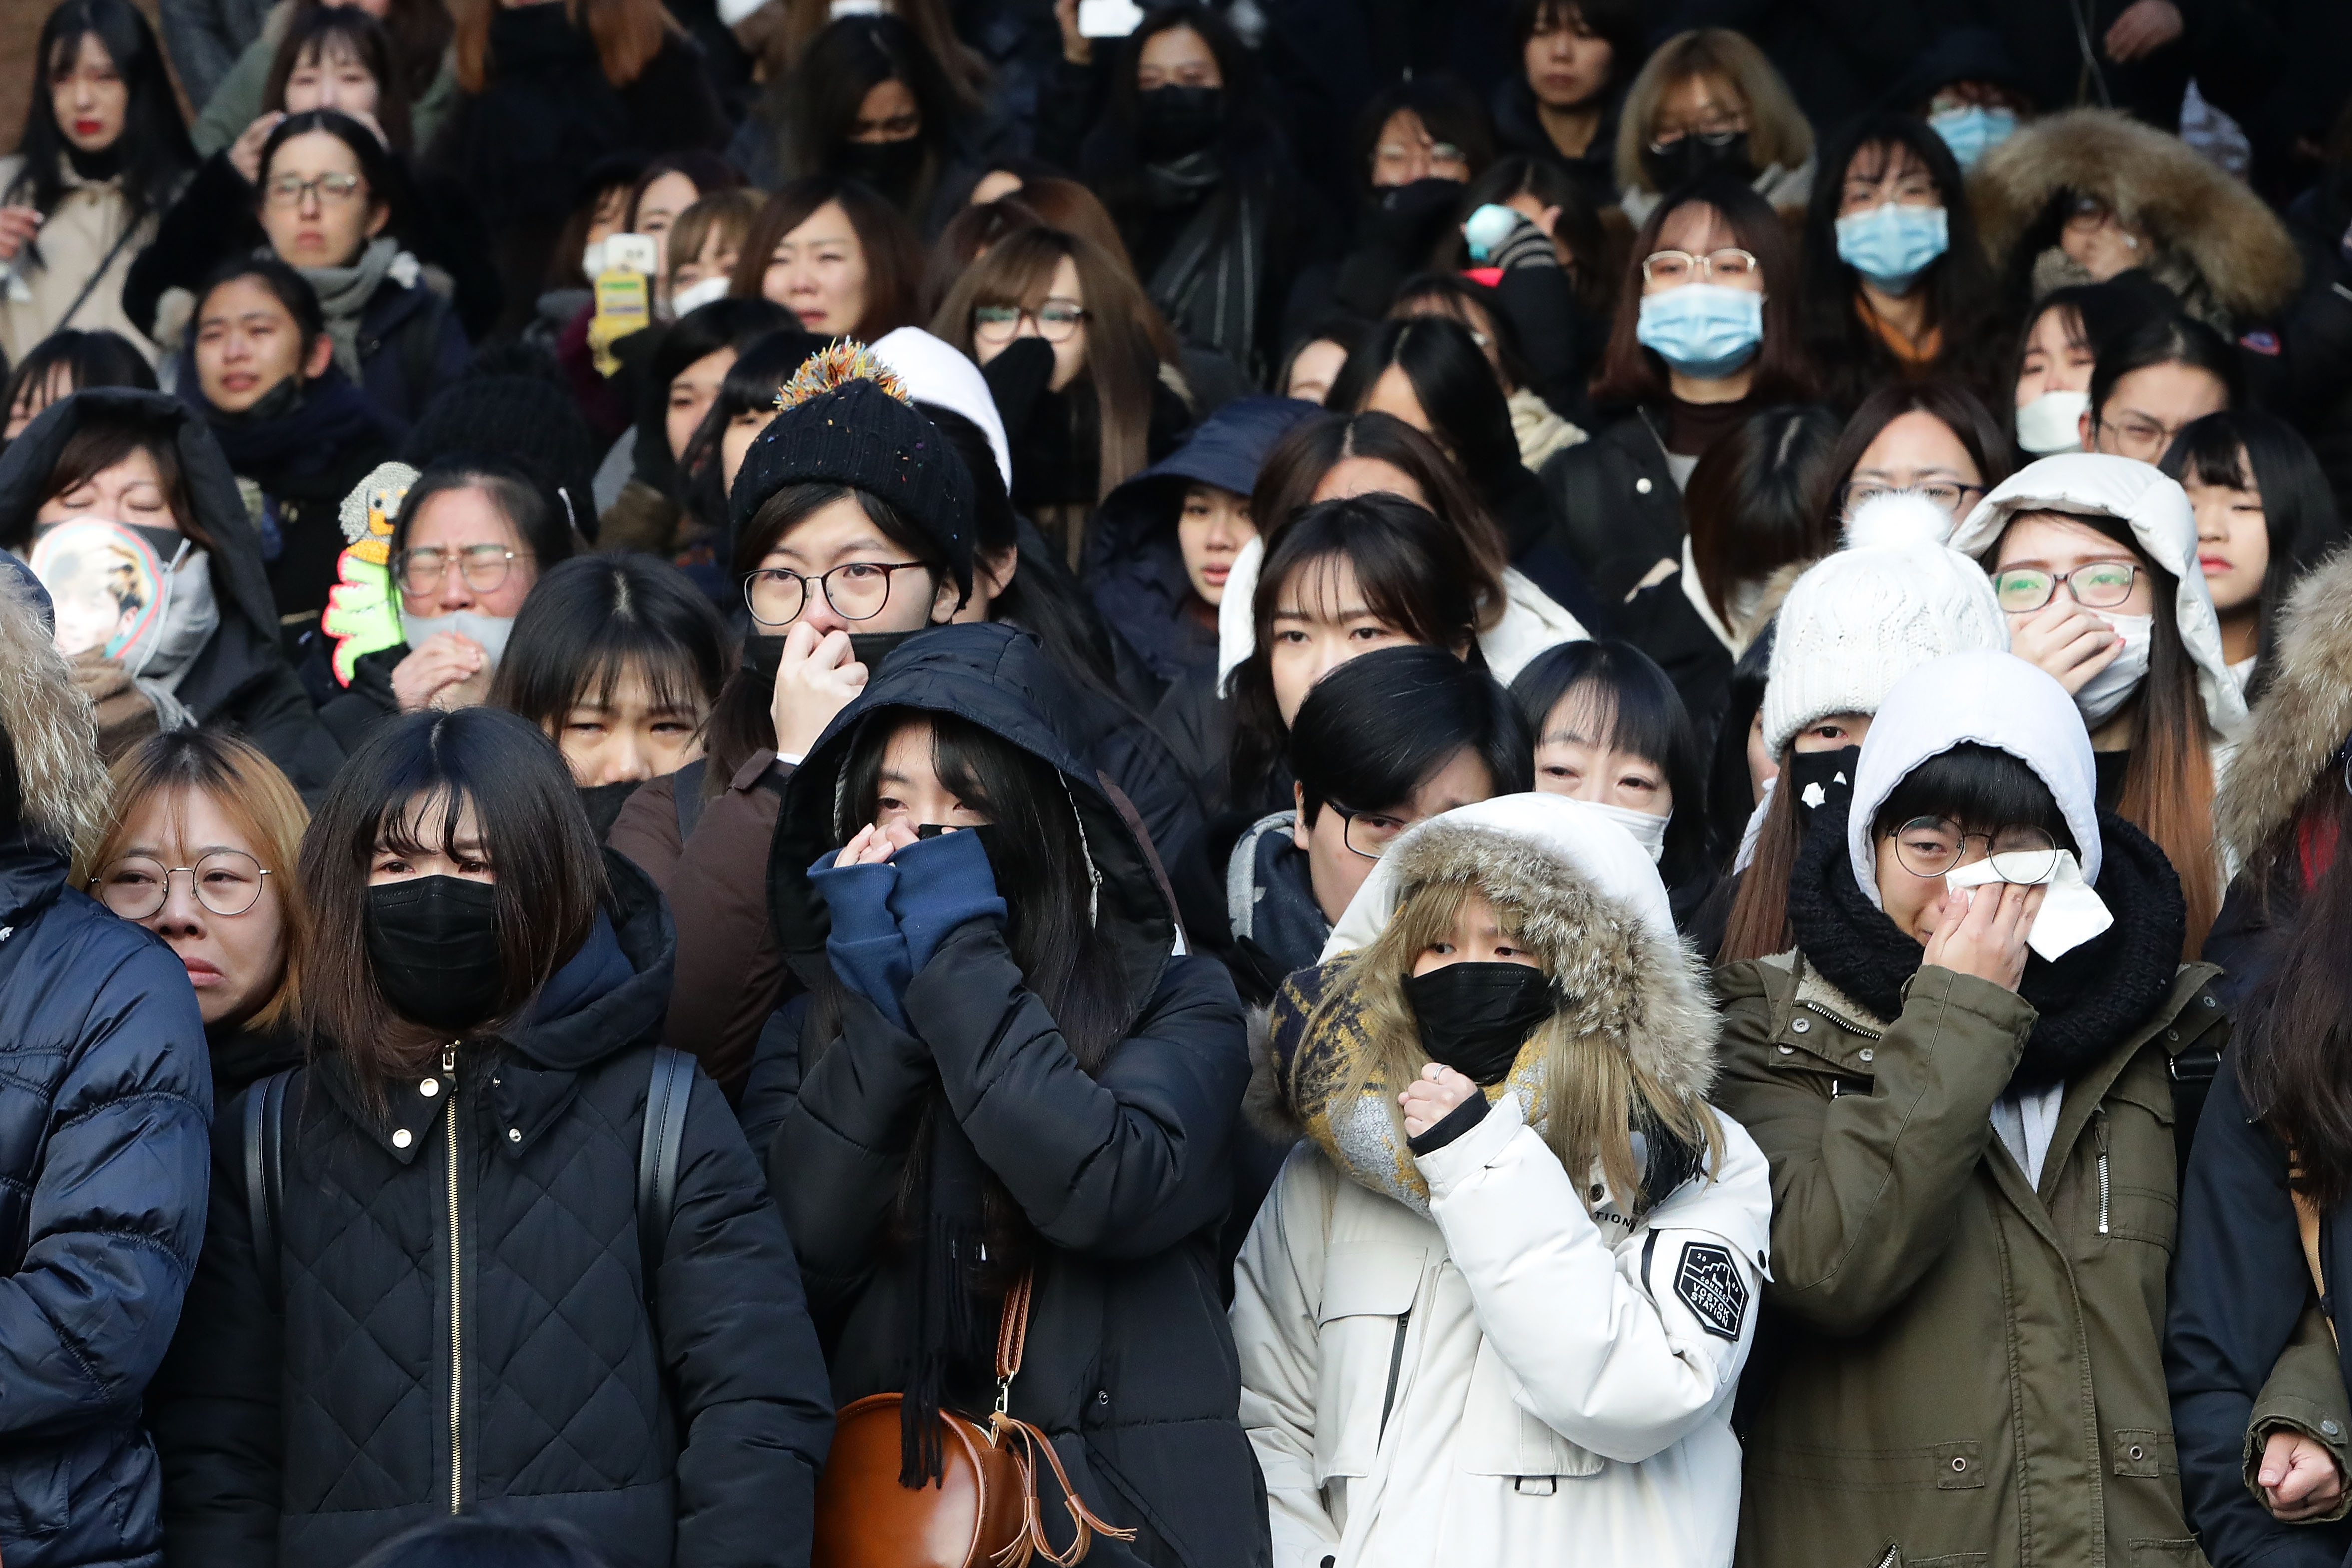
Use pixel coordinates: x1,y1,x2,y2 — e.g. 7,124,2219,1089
971,299,1087,345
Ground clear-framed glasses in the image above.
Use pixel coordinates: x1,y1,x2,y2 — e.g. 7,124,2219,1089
91,851,271,919
743,560,934,626
264,172,365,207
2099,414,2192,461
1990,561,2141,613
1639,247,1760,287
1330,803,1415,861
972,298,1087,346
1891,818,2059,883
397,543,526,597
1840,480,1987,520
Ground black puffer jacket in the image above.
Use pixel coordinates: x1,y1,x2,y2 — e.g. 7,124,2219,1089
749,623,1268,1568
149,855,834,1568
0,557,213,1568
0,390,344,795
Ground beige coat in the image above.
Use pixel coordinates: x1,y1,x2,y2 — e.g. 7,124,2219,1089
0,156,163,365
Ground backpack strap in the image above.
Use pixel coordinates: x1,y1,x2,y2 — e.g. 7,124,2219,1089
241,1069,292,1303
636,1047,694,1291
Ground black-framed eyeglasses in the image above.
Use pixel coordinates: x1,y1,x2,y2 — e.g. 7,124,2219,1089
1329,803,1415,861
743,560,934,626
397,544,527,597
1840,480,1987,520
972,299,1087,345
91,851,271,919
1890,818,2059,882
1990,562,2141,614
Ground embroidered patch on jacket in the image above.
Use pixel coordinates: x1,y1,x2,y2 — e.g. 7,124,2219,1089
1674,1241,1748,1340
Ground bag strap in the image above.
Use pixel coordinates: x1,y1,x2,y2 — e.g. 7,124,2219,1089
985,1268,1137,1566
241,1069,292,1303
995,1267,1034,1392
51,214,142,336
636,1046,694,1290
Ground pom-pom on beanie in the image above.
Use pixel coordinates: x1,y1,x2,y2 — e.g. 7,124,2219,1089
727,340,977,604
1760,489,2009,758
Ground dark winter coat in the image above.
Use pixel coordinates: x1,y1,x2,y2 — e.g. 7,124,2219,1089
752,623,1268,1568
148,854,834,1568
0,557,214,1568
1539,406,1683,610
1488,74,1620,216
1085,396,1319,702
0,389,344,795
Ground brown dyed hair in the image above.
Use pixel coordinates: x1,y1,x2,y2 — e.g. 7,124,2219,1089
729,176,924,342
453,0,675,95
924,181,1163,334
665,188,764,292
1613,27,1812,195
78,730,309,1033
1588,173,1818,409
297,708,605,1097
262,7,413,151
1716,746,1803,961
756,0,988,112
931,226,1171,504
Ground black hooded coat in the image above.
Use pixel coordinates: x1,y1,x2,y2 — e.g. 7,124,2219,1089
0,389,344,794
747,623,1269,1568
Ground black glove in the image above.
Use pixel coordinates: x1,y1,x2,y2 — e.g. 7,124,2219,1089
978,336,1057,443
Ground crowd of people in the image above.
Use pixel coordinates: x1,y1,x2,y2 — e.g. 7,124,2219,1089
0,0,2349,1562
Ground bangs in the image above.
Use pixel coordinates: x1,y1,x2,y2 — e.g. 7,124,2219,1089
374,785,479,863
973,231,1067,310
1872,742,2074,853
568,642,717,728
1278,548,1420,640
2178,419,2251,492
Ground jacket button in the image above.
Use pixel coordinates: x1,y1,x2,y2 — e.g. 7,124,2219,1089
2165,1029,2179,1041
2326,1421,2343,1437
1776,1044,1794,1055
508,1128,522,1143
1791,1017,1811,1033
1858,1048,1875,1063
392,1128,413,1149
1634,477,1653,494
1951,1457,1967,1472
420,1078,440,1098
2203,996,2218,1007
1095,1390,1110,1406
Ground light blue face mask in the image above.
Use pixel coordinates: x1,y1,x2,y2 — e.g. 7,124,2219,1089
1834,201,1950,295
1928,104,2017,171
1635,284,1764,380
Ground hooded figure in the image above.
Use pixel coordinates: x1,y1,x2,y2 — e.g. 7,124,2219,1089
1235,791,1770,1568
0,387,343,793
0,552,212,1568
1714,649,2229,1568
1086,395,1318,701
751,621,1264,1568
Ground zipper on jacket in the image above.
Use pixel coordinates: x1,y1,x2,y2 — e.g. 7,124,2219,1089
1377,1311,1411,1440
1798,1000,1885,1043
1875,1547,1900,1568
2095,1110,2111,1236
443,1043,464,1514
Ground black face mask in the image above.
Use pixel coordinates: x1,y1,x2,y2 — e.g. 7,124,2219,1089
218,373,302,426
1786,745,1861,823
741,626,934,684
578,779,645,840
837,136,925,198
1136,84,1225,161
1401,962,1557,1086
1640,129,1754,191
364,875,506,1031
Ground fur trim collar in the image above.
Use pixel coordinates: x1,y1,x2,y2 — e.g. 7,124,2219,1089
2217,547,2352,863
1971,109,2301,322
0,569,105,859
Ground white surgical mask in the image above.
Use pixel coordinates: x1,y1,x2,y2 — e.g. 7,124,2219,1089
580,238,609,280
399,607,516,668
1584,800,1670,863
670,274,731,316
2015,389,2090,456
2072,611,2153,727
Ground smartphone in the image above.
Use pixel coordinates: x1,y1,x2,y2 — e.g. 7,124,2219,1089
600,232,660,277
1078,0,1144,37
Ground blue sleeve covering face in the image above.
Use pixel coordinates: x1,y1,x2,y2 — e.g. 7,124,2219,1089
887,828,1007,976
807,829,1006,1028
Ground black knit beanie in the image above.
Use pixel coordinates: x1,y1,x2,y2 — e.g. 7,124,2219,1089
404,374,603,541
728,343,976,603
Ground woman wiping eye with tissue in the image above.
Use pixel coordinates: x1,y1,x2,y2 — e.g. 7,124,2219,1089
1713,646,2234,1568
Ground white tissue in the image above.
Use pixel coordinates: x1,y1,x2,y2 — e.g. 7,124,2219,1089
1943,849,2112,961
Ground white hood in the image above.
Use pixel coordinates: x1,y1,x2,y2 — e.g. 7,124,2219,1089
870,327,1013,491
1947,452,2247,741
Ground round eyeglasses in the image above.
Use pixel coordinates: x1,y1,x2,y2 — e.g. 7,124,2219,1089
972,299,1087,346
743,560,934,627
1890,818,2059,883
92,851,271,919
396,543,526,597
1990,562,2141,614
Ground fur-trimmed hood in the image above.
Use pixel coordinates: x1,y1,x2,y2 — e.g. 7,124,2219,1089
0,554,106,866
1252,795,1719,1210
1970,108,2302,323
2215,546,2352,864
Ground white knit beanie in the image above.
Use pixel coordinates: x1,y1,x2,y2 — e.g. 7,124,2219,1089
1759,492,2010,758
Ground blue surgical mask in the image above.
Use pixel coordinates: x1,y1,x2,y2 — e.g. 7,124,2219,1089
1928,105,2017,171
1834,202,1949,295
1635,284,1764,381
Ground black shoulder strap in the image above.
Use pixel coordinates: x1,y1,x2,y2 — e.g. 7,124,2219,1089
241,1069,292,1302
672,758,709,845
636,1046,694,1291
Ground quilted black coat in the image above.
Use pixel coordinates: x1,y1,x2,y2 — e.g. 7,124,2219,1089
754,624,1270,1568
0,555,213,1568
149,856,834,1568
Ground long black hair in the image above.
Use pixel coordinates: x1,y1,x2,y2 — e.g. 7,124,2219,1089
1327,316,1526,518
2162,409,2348,700
1683,402,1841,631
1798,114,2002,413
638,296,793,493
489,553,732,751
2088,312,2243,440
783,15,961,196
7,0,193,223
1,328,154,433
1509,639,1710,885
1080,4,1286,223
1292,644,1531,824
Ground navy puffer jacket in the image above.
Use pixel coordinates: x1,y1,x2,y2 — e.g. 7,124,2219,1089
0,558,213,1568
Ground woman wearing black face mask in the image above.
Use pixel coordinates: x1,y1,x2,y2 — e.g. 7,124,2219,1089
148,704,835,1567
1615,29,1815,226
1042,1,1330,380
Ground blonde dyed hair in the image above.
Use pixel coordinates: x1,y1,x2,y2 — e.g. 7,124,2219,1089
1614,28,1814,195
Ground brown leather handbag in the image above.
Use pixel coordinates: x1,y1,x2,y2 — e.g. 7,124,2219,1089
812,1270,1137,1568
